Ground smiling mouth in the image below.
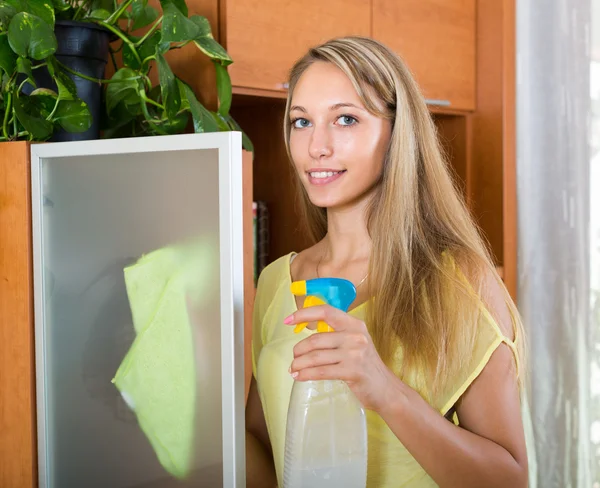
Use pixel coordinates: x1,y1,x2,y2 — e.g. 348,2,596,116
307,170,346,186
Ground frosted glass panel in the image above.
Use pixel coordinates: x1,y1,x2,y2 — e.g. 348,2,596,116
38,148,223,488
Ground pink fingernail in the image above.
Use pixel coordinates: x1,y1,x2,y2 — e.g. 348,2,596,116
290,371,298,378
283,314,293,324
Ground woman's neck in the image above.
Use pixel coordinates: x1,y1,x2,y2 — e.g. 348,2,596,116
323,202,371,265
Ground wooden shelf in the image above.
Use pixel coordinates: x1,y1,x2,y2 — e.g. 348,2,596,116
233,86,288,100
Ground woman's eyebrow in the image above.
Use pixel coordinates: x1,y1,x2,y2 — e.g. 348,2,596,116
290,102,364,113
329,102,363,111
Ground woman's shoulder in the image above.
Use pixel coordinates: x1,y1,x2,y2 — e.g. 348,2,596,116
443,250,516,342
257,252,294,291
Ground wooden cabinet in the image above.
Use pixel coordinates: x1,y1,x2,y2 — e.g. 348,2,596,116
372,0,476,111
0,142,37,488
222,0,370,95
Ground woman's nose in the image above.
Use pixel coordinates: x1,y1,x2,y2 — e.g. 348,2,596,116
308,125,333,160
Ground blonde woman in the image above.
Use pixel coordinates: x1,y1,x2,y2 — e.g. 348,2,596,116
246,36,528,488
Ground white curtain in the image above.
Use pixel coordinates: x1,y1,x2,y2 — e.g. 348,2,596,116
516,0,592,487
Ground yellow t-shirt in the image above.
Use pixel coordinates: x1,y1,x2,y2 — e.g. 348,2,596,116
252,252,519,487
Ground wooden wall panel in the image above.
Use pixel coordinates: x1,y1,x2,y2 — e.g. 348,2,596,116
0,142,36,488
471,0,505,274
471,0,517,299
434,114,472,207
502,0,517,300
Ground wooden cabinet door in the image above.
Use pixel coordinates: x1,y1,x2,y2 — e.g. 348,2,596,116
224,0,370,94
373,0,476,111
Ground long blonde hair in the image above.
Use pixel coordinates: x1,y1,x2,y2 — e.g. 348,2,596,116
283,36,526,397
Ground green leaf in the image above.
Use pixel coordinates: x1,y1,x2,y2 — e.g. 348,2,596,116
13,93,53,139
193,37,231,66
90,0,113,11
152,110,188,135
54,6,74,20
188,15,212,37
0,35,17,75
88,8,111,20
214,61,231,116
159,0,187,18
16,57,32,77
223,113,253,152
179,79,218,133
30,87,56,96
157,40,170,55
106,67,140,114
138,31,161,62
0,4,18,30
54,99,92,132
8,12,57,60
122,36,142,70
101,98,137,132
52,0,70,12
47,57,77,100
212,111,229,130
29,88,56,117
6,0,55,27
188,15,231,65
16,56,35,87
54,71,76,99
131,0,158,30
156,52,180,118
161,2,199,43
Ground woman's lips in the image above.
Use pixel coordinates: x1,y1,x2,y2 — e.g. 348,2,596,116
307,169,346,186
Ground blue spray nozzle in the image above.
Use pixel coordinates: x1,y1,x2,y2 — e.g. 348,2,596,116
290,277,357,333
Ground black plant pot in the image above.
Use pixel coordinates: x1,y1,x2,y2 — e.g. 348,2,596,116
23,20,111,142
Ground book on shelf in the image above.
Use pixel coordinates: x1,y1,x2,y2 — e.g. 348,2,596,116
253,201,269,287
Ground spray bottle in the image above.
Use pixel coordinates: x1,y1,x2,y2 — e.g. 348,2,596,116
283,278,368,488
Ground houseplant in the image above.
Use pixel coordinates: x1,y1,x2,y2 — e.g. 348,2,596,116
0,0,252,150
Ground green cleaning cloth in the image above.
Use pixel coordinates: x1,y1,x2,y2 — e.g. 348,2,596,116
112,239,215,479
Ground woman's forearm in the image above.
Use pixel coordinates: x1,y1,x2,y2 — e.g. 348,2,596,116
377,379,527,488
246,430,277,488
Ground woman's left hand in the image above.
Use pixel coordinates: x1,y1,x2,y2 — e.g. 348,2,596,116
284,304,402,413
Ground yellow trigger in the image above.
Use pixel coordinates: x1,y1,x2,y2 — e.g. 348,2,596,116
293,295,333,333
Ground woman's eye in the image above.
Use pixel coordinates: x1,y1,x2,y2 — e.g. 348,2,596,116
292,118,311,129
337,115,357,126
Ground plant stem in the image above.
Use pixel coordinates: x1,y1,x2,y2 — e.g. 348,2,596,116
141,55,155,66
3,92,11,139
31,62,47,70
134,15,163,47
0,131,28,141
17,78,29,93
110,49,118,72
138,89,167,135
97,21,142,66
72,1,85,20
105,0,134,25
142,95,164,110
47,96,61,121
72,0,91,20
56,59,142,84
